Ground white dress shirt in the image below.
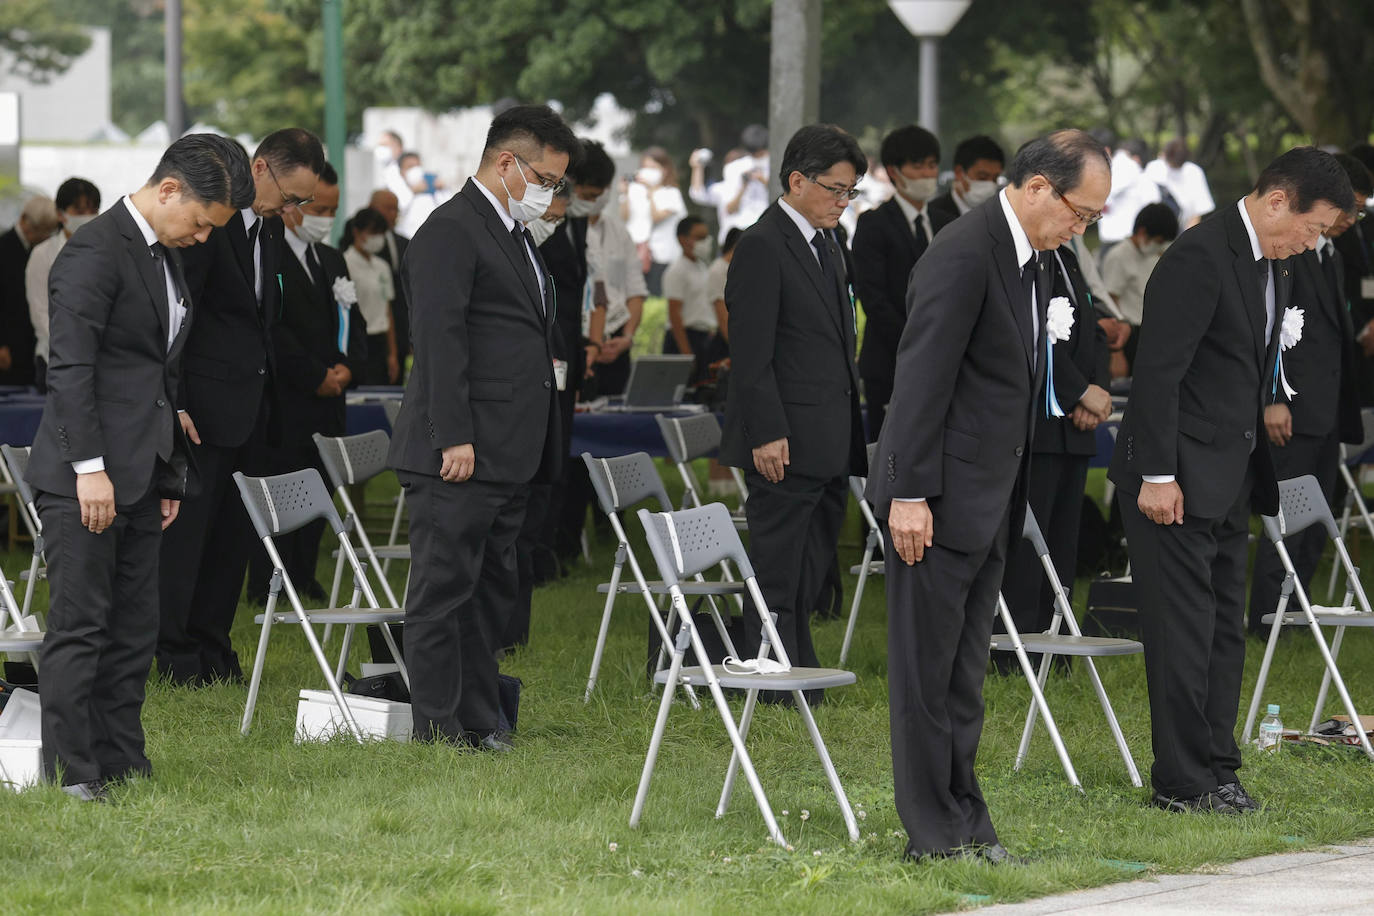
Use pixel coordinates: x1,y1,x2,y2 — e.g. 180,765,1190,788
240,208,263,303
778,198,822,264
584,213,648,336
892,192,933,243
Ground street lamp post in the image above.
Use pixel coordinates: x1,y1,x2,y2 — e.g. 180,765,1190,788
887,0,972,138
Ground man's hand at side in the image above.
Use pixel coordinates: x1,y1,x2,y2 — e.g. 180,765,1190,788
751,437,788,483
160,498,180,531
440,443,475,483
77,470,116,534
1138,480,1185,526
1264,403,1292,447
889,499,934,565
178,410,201,445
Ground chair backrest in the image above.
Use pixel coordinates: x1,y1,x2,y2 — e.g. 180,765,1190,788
233,469,345,539
1262,474,1339,543
582,452,672,516
313,430,391,489
1020,505,1050,557
655,413,722,464
2,444,34,508
637,503,755,584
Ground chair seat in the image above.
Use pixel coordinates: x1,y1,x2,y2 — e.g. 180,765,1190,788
330,544,410,560
597,579,745,596
1262,608,1374,627
990,633,1143,657
0,632,43,651
18,568,45,582
654,665,856,692
847,561,885,576
255,607,405,626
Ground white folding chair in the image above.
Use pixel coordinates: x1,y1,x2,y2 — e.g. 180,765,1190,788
314,431,411,610
0,547,42,670
1,445,46,623
1243,474,1374,759
234,469,410,740
840,442,881,666
654,413,748,523
1325,409,1374,600
990,507,1143,788
633,502,859,847
581,451,742,703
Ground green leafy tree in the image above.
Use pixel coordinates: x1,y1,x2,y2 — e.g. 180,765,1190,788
0,0,91,82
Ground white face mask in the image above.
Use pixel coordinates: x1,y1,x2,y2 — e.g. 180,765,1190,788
692,236,714,264
527,217,560,246
362,234,385,255
63,213,97,234
962,179,999,207
294,213,334,244
567,192,608,218
405,165,426,186
1141,239,1168,258
637,166,664,186
894,174,938,203
501,158,556,222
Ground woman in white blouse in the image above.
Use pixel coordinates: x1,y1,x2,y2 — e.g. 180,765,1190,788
619,147,686,297
342,207,399,384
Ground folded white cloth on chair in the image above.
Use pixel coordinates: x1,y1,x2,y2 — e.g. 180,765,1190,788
721,656,791,675
1309,605,1363,617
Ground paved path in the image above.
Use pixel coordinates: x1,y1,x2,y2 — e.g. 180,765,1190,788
972,838,1374,914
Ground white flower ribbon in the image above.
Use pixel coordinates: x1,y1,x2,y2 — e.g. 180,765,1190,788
1272,307,1304,400
1043,296,1073,418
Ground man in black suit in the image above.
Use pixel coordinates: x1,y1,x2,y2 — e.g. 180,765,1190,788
27,136,239,799
1110,147,1353,814
156,128,325,686
853,125,947,440
868,130,1110,860
0,196,59,386
1337,155,1374,406
720,124,869,695
1247,154,1369,636
388,105,575,748
1000,244,1112,644
256,161,367,598
369,189,410,382
928,135,1006,226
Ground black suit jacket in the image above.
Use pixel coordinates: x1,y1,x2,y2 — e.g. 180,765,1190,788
865,195,1050,554
377,229,411,357
27,201,191,504
926,191,963,228
852,198,951,387
720,202,866,480
388,179,561,483
1334,222,1374,405
1279,247,1362,442
0,226,37,384
1108,203,1282,518
1033,246,1111,455
539,216,589,365
177,212,282,448
272,236,367,444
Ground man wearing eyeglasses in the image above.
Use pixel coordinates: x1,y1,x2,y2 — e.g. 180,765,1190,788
868,130,1110,862
720,124,869,704
388,105,577,749
155,128,325,687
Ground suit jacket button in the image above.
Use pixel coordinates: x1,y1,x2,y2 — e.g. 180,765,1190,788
1015,445,1025,457
1244,430,1254,440
543,379,551,389
258,367,266,375
156,398,166,408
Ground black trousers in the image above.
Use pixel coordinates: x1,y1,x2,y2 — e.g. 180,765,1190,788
1118,481,1250,798
399,473,527,742
1248,430,1340,633
1001,452,1089,638
156,410,270,684
740,470,846,686
37,488,162,785
861,375,892,443
885,511,1009,858
510,482,552,650
365,331,391,385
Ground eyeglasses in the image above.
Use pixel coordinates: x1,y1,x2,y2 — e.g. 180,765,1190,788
513,154,567,195
808,175,862,201
266,161,313,211
1046,179,1102,226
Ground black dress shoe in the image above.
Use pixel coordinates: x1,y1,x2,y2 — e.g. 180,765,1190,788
1215,781,1261,813
462,731,513,753
976,843,1027,865
60,780,108,803
1151,790,1239,814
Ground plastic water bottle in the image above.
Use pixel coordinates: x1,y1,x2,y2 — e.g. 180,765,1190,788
1258,704,1284,752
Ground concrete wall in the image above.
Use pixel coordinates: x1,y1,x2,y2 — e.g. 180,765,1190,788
0,28,113,143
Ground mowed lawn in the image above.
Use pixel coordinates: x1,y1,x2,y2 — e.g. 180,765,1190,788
1,467,1373,915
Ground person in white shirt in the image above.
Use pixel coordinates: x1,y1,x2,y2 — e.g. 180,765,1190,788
689,147,747,242
1100,202,1178,373
1145,138,1215,229
26,177,101,391
1098,139,1162,246
661,215,720,381
619,147,686,296
341,207,398,384
393,150,449,239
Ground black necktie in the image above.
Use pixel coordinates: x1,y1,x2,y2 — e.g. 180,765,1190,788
812,230,836,287
512,225,546,313
912,214,929,259
246,217,260,250
1020,254,1038,307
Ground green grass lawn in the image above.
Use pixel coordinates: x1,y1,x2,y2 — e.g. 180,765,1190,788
1,468,1372,915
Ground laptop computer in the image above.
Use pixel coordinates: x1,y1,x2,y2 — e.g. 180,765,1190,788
602,354,699,412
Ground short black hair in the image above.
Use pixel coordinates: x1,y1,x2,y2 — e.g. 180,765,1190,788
398,151,421,170
675,215,705,239
722,226,745,255
319,161,339,186
1339,150,1374,196
1089,127,1116,151
254,127,326,177
880,125,940,171
741,123,768,153
1133,202,1179,240
1005,129,1111,191
568,139,615,190
351,206,388,235
204,135,254,209
483,104,580,167
147,133,236,206
1256,146,1356,215
779,124,867,188
1120,138,1150,163
952,135,1004,171
55,177,100,212
1349,143,1374,178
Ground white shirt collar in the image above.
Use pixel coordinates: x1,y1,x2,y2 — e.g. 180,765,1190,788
241,207,260,232
474,178,517,233
284,223,311,264
121,196,158,248
891,191,926,229
1236,197,1263,261
778,197,821,243
1317,234,1333,262
998,188,1036,268
951,187,972,214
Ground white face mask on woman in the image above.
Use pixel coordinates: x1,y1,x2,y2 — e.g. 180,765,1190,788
636,166,664,186
63,213,98,235
362,234,386,255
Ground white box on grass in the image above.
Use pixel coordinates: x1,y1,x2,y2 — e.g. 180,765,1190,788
293,690,412,743
0,738,42,790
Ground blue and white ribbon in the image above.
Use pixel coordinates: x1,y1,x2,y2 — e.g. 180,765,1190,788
1045,333,1065,417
